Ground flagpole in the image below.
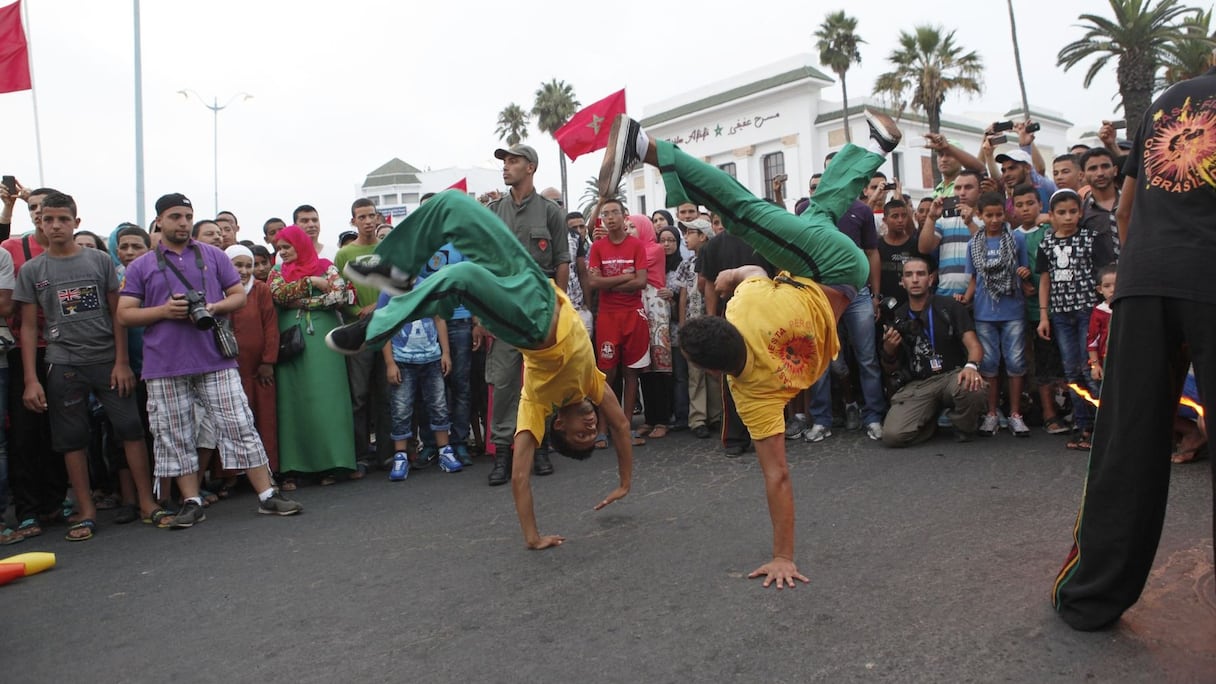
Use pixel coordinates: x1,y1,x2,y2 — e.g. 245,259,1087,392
133,0,145,227
20,0,44,185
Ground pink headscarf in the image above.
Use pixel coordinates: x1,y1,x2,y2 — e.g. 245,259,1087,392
276,225,333,282
629,214,666,289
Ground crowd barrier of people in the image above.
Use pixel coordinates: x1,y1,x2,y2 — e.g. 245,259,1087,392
0,114,1203,556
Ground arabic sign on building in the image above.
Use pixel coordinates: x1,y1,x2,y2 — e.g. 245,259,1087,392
664,112,782,146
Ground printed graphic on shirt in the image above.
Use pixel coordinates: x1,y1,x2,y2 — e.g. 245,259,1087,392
765,323,819,387
1037,231,1099,314
58,284,101,316
1143,95,1216,193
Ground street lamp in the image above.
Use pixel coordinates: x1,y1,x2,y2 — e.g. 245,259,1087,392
178,89,253,215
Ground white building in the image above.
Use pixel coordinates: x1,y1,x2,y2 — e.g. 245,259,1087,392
358,159,503,222
627,53,1071,213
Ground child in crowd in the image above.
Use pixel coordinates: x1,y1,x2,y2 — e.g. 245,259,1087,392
1012,184,1071,435
1086,264,1117,394
380,296,458,480
675,218,721,439
964,192,1032,436
227,245,280,473
251,245,273,283
14,193,165,540
1036,189,1117,450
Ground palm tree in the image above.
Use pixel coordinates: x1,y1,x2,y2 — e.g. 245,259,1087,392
873,25,983,183
532,79,580,205
580,175,623,220
814,11,865,143
495,103,530,146
1159,8,1215,88
1007,0,1032,120
1057,0,1201,135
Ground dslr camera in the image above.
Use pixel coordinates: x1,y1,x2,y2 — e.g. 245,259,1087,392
879,296,923,340
175,290,215,330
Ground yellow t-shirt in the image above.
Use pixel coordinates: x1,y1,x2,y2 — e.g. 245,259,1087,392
726,274,840,439
516,286,606,442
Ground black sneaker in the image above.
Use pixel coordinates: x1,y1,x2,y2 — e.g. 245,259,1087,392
598,114,642,197
865,108,902,154
342,255,413,296
325,316,373,355
168,500,206,529
258,491,303,516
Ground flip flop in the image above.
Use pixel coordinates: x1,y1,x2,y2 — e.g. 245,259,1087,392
65,519,96,542
0,527,25,546
15,518,41,539
648,425,669,439
593,434,608,450
142,508,174,528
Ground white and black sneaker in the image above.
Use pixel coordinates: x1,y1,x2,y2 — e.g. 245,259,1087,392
598,114,643,197
865,108,903,154
325,315,372,355
343,255,413,296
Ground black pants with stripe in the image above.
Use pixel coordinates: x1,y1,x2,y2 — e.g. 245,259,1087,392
1051,296,1216,630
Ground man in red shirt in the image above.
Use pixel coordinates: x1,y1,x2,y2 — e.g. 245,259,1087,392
586,198,649,446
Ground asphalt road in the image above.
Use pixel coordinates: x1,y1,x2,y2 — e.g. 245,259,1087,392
3,428,1212,683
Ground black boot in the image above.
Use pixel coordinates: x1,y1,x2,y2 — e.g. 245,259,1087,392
488,451,511,487
533,449,554,476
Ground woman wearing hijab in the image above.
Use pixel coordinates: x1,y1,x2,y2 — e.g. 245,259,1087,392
628,214,673,439
269,225,357,487
658,226,689,431
227,245,281,474
651,209,675,231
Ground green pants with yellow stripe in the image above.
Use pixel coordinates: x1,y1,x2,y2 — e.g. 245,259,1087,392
657,140,879,288
367,192,555,349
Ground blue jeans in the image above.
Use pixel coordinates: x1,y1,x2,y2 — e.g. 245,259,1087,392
389,360,450,441
810,285,886,426
672,343,689,428
975,318,1027,378
1052,309,1092,431
444,319,472,442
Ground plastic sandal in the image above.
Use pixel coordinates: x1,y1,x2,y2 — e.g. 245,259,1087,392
65,519,96,542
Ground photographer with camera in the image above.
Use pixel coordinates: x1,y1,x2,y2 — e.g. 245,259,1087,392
119,193,302,529
879,256,987,446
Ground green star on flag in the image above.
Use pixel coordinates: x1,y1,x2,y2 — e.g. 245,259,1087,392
587,114,605,136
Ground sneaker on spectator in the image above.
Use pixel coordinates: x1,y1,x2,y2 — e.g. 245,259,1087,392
785,415,808,438
342,255,413,295
865,422,883,441
802,424,832,443
1008,413,1031,438
389,452,410,481
452,443,473,466
845,403,862,431
168,500,205,529
979,413,1000,436
437,445,463,473
258,491,303,516
414,445,438,469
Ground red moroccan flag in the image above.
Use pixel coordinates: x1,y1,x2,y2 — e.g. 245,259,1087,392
0,1,31,94
554,89,626,161
445,177,468,193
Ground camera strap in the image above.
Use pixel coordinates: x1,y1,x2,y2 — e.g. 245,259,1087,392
910,304,936,350
155,243,209,293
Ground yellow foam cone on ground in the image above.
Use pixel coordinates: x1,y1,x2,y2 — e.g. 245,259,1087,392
0,551,56,576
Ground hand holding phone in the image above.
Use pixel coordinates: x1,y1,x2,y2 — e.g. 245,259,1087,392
1,176,15,194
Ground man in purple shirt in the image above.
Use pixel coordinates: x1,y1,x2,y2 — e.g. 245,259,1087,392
118,193,302,529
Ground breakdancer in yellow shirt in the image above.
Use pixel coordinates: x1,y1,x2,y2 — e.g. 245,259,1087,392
594,109,902,588
326,191,632,551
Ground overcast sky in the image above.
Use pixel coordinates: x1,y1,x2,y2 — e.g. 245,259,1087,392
0,0,1135,247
